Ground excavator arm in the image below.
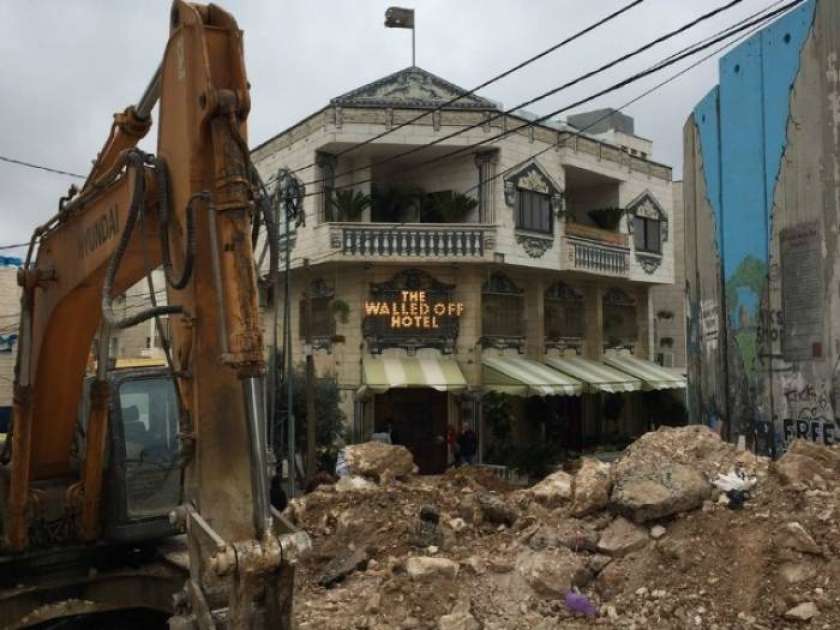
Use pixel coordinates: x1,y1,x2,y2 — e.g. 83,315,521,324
1,2,305,627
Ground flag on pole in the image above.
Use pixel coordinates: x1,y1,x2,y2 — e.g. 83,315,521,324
385,7,414,29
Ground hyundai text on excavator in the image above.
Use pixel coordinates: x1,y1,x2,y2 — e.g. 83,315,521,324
0,2,308,628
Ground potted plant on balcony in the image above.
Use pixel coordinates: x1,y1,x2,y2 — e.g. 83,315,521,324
435,192,478,223
328,189,371,222
587,207,625,230
371,185,423,222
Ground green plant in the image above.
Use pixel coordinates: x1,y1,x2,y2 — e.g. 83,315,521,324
274,363,346,474
482,392,514,465
331,298,351,324
328,189,371,222
371,185,423,222
431,192,478,223
587,207,625,230
509,442,560,479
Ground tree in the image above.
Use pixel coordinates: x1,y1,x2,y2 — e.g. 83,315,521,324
274,363,346,473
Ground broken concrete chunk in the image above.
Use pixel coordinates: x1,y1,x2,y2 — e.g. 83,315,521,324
597,517,649,557
526,469,573,507
571,458,612,517
782,522,822,555
783,601,819,622
406,556,459,579
478,493,518,526
344,441,418,481
317,547,369,587
611,463,711,523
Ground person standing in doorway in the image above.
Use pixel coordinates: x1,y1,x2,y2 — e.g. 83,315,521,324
457,425,477,466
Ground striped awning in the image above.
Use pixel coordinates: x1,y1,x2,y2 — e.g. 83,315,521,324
360,357,467,394
603,354,687,390
544,356,642,394
482,356,582,397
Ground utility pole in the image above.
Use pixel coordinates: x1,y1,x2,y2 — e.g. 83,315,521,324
303,259,317,483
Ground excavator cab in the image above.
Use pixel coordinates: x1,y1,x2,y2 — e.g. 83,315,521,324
77,366,181,543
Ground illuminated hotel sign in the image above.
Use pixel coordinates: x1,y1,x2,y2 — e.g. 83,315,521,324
363,269,461,354
364,291,464,329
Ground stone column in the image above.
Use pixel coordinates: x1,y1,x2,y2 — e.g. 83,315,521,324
636,286,653,360
475,150,499,224
316,151,337,223
583,285,604,360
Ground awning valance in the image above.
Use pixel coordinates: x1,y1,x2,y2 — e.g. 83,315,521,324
482,356,582,397
360,357,467,395
544,356,642,394
602,354,687,390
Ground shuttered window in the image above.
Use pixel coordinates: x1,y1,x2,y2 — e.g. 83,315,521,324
516,189,552,234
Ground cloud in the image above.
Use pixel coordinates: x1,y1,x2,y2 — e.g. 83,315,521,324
0,0,767,253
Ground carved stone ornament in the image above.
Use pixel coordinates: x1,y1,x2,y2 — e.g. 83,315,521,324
636,253,663,274
603,287,636,307
330,66,498,110
479,335,527,353
544,337,583,353
545,281,583,302
503,160,562,210
515,234,553,258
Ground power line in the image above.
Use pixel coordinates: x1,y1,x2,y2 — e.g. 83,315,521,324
294,0,746,191
0,242,29,251
294,0,786,266
466,1,787,198
0,155,85,179
294,0,799,202
285,0,646,176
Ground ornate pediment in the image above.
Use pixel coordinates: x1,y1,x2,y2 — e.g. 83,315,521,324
503,160,563,208
331,66,498,110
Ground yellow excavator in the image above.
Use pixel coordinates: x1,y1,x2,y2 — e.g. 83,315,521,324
0,2,307,627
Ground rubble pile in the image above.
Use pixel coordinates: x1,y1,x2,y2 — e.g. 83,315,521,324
286,429,840,629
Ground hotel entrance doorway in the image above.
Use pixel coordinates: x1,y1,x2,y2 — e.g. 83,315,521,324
375,388,448,474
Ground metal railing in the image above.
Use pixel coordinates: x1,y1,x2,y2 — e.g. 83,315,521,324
567,236,629,274
336,223,491,258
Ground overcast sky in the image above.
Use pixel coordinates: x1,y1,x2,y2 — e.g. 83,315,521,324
0,0,783,256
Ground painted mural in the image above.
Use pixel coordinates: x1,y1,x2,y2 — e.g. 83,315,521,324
684,0,840,455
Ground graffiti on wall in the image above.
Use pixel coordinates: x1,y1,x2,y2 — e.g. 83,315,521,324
684,0,840,453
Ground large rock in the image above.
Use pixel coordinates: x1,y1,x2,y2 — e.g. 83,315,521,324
611,462,712,523
478,493,518,526
782,522,822,555
784,602,819,622
526,470,573,507
515,548,592,599
571,458,612,517
779,561,817,584
343,441,417,482
774,440,840,487
597,517,649,557
406,556,459,579
334,475,378,494
438,601,480,630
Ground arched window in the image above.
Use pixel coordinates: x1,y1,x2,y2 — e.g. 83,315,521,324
299,278,336,344
545,282,584,341
603,287,638,348
481,273,524,341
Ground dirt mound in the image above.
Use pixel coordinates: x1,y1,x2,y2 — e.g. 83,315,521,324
289,433,840,629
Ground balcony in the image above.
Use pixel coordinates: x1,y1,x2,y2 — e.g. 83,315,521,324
562,222,629,276
326,222,495,260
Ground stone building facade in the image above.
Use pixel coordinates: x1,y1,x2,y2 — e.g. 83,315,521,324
1,263,22,431
253,66,685,473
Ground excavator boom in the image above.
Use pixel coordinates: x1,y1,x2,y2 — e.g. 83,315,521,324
1,3,306,628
